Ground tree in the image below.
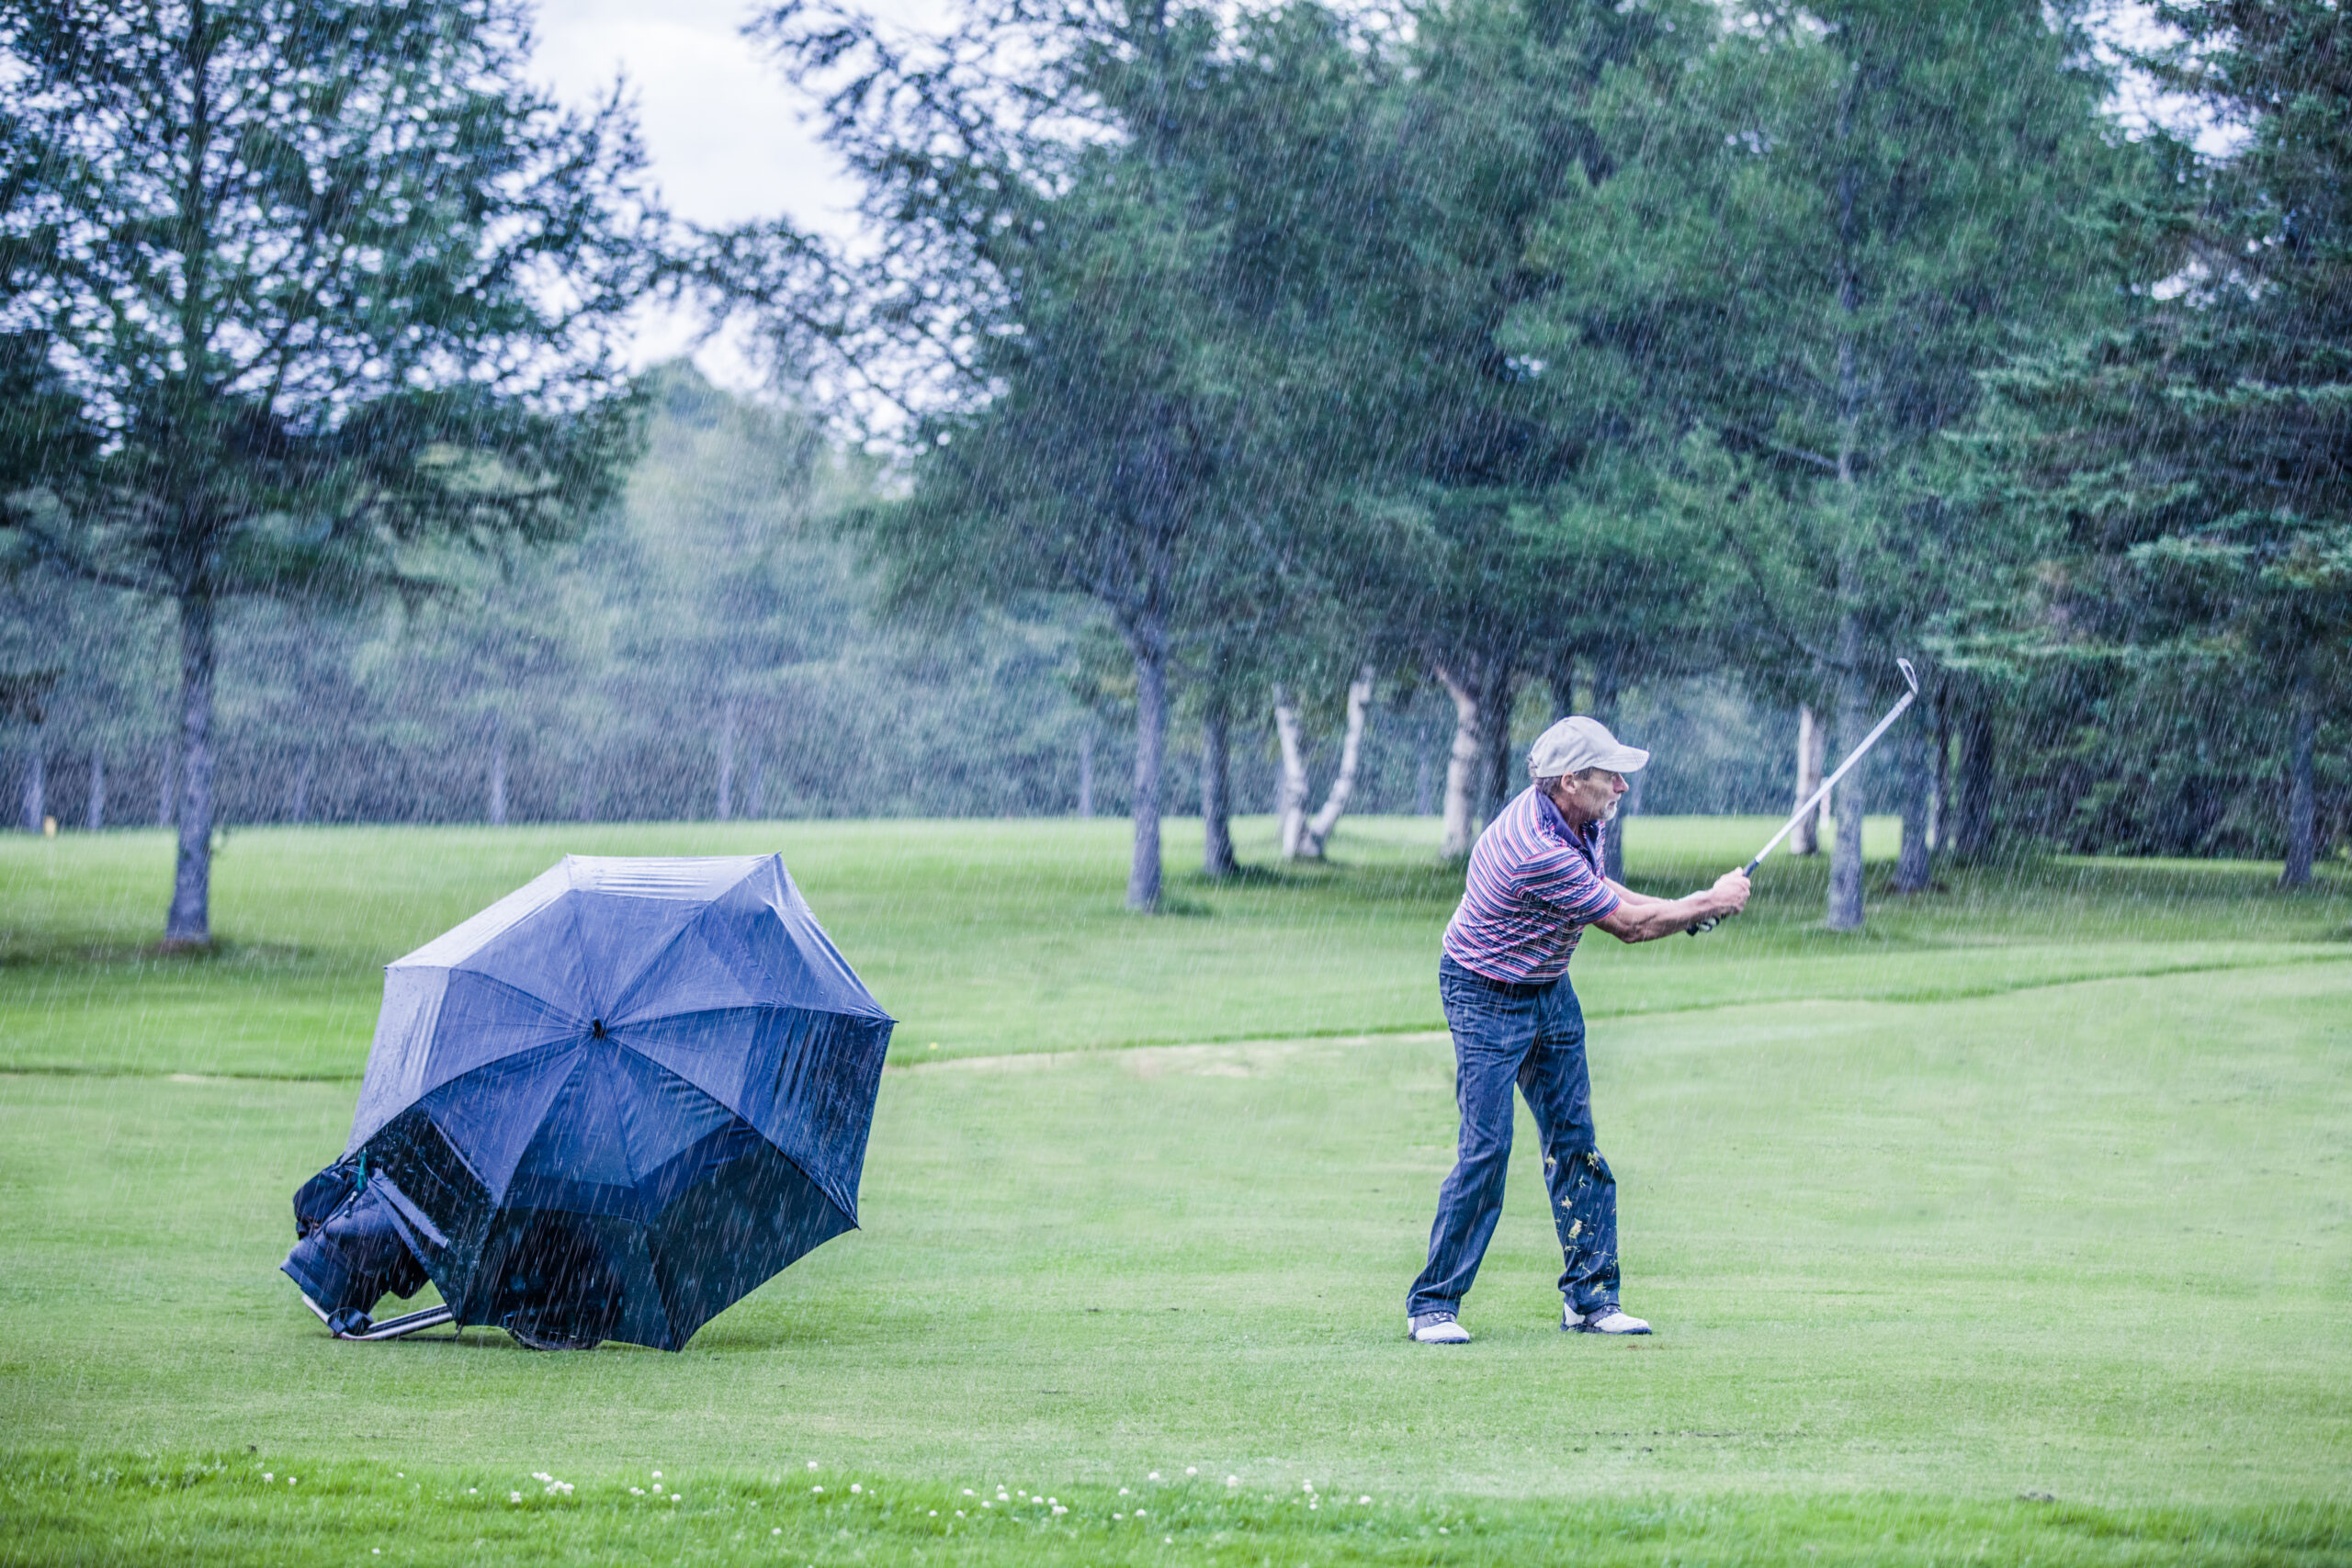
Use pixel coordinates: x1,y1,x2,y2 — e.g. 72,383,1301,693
0,0,657,942
724,0,1368,908
1536,0,2124,924
1977,0,2352,885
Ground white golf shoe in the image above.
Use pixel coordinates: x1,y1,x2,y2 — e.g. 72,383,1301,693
1408,1311,1472,1344
1564,1303,1651,1335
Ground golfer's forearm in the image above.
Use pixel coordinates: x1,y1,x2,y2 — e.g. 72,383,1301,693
1596,891,1712,942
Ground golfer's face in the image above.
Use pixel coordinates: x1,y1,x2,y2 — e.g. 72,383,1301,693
1565,769,1625,822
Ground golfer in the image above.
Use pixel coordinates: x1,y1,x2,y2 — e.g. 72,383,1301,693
1407,716,1748,1344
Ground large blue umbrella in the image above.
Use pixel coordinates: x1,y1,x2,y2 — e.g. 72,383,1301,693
283,854,893,1350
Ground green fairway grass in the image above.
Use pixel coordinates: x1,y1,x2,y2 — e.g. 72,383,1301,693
1,818,2347,1564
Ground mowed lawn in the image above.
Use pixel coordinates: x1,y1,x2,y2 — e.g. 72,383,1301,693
1,818,2347,1565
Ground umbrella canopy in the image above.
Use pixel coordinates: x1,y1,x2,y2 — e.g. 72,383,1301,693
301,853,893,1350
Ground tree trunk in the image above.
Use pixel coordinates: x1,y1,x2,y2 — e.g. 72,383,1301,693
716,696,738,821
750,755,766,820
1125,619,1167,912
488,714,508,827
1200,706,1235,877
1894,728,1931,893
1299,666,1374,858
1549,662,1576,722
288,753,312,825
86,747,105,831
1077,729,1094,818
1826,618,1867,931
20,747,42,832
1435,662,1483,856
1477,660,1516,825
1592,655,1626,881
1954,703,1994,860
2282,682,2316,888
1272,682,1309,859
165,592,217,946
1414,748,1434,818
1792,705,1825,855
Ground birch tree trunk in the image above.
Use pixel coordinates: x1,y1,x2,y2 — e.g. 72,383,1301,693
1826,617,1868,931
165,592,217,946
1272,682,1309,859
1435,663,1483,856
1200,707,1236,877
2282,680,2316,888
1125,618,1167,912
1792,705,1825,855
716,696,738,821
1298,666,1374,858
86,748,104,831
19,747,42,832
1894,729,1931,892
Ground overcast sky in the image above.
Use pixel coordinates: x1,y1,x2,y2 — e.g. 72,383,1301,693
526,0,2212,389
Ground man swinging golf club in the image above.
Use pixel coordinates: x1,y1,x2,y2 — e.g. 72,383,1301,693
1407,716,1749,1344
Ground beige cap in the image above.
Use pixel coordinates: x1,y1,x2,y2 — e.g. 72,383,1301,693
1527,716,1649,780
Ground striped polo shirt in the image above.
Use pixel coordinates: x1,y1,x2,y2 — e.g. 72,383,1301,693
1441,786,1623,984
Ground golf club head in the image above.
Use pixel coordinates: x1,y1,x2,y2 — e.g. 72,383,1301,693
1896,657,1919,694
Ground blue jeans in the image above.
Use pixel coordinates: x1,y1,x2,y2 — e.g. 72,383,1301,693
1408,956,1620,1319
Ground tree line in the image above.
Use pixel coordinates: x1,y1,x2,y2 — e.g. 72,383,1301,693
2,0,2347,942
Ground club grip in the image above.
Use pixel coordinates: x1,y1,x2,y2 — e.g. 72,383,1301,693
1687,861,1759,936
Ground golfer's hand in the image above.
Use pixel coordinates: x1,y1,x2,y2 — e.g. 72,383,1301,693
1709,869,1751,916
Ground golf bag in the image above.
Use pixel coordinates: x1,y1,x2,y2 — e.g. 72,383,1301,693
283,1159,431,1337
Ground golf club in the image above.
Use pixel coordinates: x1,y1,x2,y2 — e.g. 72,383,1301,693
1687,657,1921,935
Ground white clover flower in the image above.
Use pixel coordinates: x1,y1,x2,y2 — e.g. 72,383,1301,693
1185,1468,1197,1475
651,1471,662,1479
1052,1506,1067,1516
652,1483,663,1494
262,1473,273,1483
980,1500,991,1508
850,1484,862,1495
1148,1471,1160,1480
955,1509,965,1517
1113,1512,1124,1520
1225,1475,1238,1487
288,1478,298,1486
1135,1507,1148,1517
467,1488,477,1495
811,1485,823,1494
509,1492,522,1504
1119,1487,1130,1495
772,1527,782,1535
1302,1481,1314,1493
928,1510,938,1517
807,1461,818,1472
669,1495,680,1504
630,1487,644,1495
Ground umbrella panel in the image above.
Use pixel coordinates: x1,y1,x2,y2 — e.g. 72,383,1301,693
363,1053,854,1351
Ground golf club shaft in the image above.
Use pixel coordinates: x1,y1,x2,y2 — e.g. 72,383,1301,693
1740,688,1919,878
1687,666,1920,935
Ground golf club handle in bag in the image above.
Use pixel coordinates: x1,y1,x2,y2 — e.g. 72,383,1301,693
1685,658,1921,937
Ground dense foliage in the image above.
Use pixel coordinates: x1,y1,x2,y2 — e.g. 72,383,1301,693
3,0,2346,937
